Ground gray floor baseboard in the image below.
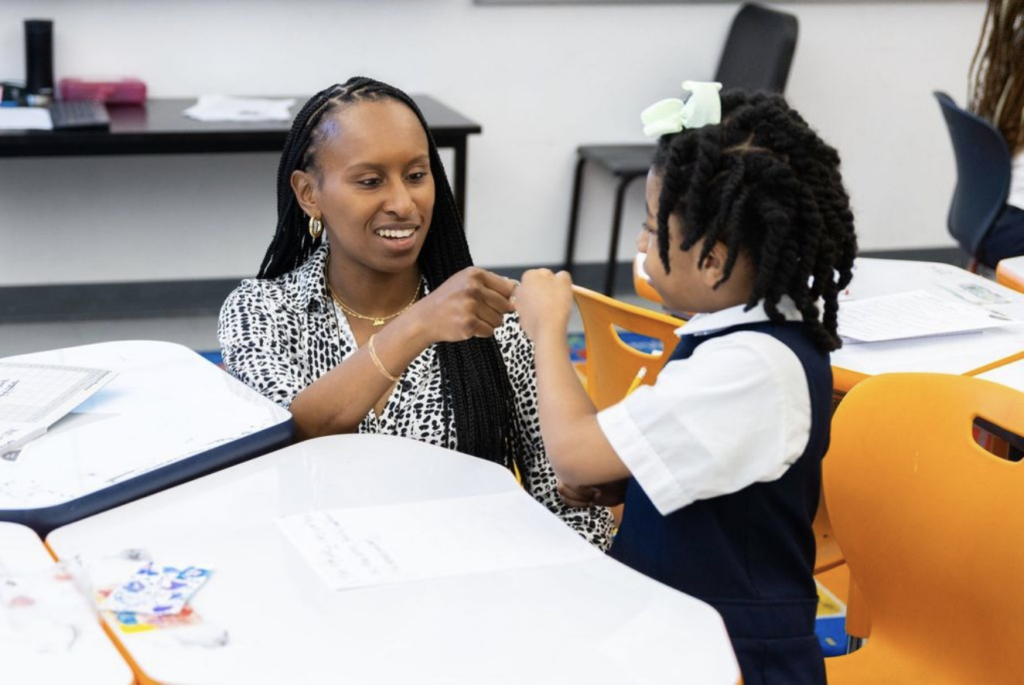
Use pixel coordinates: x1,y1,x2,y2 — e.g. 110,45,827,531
0,247,968,323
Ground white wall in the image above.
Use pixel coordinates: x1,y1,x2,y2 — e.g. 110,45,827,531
0,0,983,287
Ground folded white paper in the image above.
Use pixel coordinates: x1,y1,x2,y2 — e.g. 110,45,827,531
183,95,295,122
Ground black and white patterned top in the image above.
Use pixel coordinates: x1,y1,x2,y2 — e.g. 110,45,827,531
218,244,613,550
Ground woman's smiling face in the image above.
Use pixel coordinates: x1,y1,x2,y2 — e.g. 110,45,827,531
294,98,435,277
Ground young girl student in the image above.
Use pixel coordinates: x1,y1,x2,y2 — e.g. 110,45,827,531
515,83,857,685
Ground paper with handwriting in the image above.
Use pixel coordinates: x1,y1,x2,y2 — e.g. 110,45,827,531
277,491,600,591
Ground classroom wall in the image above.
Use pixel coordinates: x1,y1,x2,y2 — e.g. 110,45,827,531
0,0,983,287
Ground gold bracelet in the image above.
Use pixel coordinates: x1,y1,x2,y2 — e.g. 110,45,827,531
367,334,400,383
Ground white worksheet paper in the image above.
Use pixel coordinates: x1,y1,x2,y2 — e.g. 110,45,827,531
0,363,115,455
838,289,1016,343
0,107,52,131
277,491,600,591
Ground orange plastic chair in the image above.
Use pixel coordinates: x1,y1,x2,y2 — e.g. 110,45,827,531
633,253,664,306
996,255,1024,294
811,488,844,575
823,372,1024,683
572,285,684,411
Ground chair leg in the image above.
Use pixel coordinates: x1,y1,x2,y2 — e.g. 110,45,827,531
604,174,641,296
564,155,588,275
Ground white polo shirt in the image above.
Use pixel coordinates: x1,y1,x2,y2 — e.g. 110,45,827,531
596,299,814,517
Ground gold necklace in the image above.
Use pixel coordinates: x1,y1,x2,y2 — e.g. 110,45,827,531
325,272,421,327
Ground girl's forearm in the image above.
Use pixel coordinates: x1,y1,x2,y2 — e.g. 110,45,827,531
532,329,629,485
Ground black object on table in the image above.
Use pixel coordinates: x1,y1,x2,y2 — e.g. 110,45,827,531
0,95,482,219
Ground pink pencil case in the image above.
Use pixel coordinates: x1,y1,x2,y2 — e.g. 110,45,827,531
59,78,147,104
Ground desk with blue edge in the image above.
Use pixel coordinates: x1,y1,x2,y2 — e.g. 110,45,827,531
0,340,293,536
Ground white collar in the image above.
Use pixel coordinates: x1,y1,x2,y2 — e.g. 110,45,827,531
676,296,804,337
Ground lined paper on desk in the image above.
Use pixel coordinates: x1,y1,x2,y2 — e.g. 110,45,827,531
838,290,1019,343
277,491,600,591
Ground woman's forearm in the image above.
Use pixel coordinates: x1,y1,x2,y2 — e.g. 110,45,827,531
289,312,432,439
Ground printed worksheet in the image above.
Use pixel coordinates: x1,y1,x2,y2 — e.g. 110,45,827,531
0,363,116,455
838,290,1019,343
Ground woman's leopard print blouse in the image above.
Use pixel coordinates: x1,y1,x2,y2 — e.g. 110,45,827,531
218,245,613,550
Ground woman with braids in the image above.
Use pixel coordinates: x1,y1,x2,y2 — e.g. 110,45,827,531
218,77,612,549
515,83,857,685
970,0,1024,267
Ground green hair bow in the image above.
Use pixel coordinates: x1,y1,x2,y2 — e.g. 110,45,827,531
641,81,723,138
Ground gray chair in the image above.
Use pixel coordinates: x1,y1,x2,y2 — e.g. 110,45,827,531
934,91,1012,271
565,3,798,295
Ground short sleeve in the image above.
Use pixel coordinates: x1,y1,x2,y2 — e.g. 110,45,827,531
596,331,811,516
217,279,311,408
495,315,615,551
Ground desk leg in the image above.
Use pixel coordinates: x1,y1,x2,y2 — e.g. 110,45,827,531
452,138,468,223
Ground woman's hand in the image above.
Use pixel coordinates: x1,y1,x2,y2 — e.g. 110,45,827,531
408,267,517,343
515,269,574,344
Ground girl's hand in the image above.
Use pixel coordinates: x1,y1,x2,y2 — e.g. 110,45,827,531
516,269,574,343
408,267,516,343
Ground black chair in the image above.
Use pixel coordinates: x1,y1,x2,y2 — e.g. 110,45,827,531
565,3,798,295
933,91,1012,271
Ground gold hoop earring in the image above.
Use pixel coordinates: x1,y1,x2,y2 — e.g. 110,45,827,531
308,215,324,240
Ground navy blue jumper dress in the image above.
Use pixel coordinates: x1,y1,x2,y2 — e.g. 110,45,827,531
609,320,831,685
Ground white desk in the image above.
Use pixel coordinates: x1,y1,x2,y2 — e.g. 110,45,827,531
47,434,739,685
0,341,292,535
977,357,1024,391
831,258,1024,392
0,522,134,685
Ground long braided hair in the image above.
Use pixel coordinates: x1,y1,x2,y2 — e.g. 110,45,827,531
969,0,1024,153
258,77,529,483
651,90,857,352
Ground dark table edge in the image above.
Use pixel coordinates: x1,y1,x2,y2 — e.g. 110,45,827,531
4,418,294,538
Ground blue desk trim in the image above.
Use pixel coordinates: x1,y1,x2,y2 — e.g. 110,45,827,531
4,418,294,537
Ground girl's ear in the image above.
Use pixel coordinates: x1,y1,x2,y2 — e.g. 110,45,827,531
699,240,731,287
290,169,319,218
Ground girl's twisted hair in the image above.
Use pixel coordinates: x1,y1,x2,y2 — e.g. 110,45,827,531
653,90,857,352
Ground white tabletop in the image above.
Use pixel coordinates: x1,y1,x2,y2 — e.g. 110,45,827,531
47,434,739,685
977,357,1024,391
831,258,1024,386
0,522,133,685
0,340,292,533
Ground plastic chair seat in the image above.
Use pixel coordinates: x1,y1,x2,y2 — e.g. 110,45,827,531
577,145,655,175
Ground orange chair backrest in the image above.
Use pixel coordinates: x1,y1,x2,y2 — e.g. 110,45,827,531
572,285,685,410
633,253,664,305
824,373,1024,680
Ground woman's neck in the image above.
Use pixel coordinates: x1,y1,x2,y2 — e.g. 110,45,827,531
325,257,422,318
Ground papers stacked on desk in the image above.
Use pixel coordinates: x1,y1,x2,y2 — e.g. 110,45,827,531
183,95,295,122
0,107,52,130
0,363,116,456
838,290,1019,343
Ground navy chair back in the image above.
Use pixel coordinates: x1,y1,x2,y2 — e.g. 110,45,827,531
934,91,1012,259
715,4,799,93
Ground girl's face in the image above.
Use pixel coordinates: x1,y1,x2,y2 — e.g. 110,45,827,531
293,99,435,278
637,170,754,314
